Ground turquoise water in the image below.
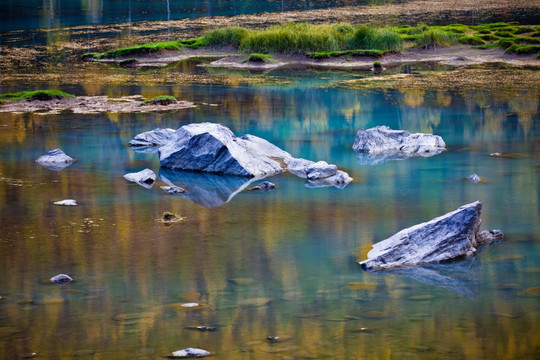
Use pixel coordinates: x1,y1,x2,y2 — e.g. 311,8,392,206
0,68,539,358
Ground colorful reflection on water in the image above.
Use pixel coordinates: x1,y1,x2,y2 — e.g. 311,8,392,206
0,68,539,358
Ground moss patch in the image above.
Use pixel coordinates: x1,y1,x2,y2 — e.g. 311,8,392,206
308,49,389,59
0,90,74,102
242,53,276,63
143,95,178,106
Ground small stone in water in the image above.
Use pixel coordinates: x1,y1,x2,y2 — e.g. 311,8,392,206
160,185,186,194
50,274,73,286
54,199,77,206
249,181,276,191
466,174,481,184
181,302,199,308
171,348,211,358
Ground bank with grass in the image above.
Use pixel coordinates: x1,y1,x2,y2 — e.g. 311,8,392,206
82,21,540,69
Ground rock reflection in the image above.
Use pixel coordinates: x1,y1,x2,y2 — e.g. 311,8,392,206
160,168,259,208
364,258,481,299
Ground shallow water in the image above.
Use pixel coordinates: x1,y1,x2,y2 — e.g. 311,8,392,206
1,2,540,358
1,63,539,358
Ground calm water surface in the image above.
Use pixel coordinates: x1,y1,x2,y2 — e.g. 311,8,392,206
0,64,539,358
1,3,540,358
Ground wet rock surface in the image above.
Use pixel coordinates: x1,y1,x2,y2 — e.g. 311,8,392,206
466,173,481,183
353,126,446,163
53,199,77,206
50,274,73,286
128,128,175,147
249,181,276,191
360,201,503,270
170,348,211,358
123,168,156,188
35,148,75,170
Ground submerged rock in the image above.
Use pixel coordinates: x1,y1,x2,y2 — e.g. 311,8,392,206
170,348,211,358
159,212,183,225
123,168,156,189
249,181,276,191
360,201,503,270
50,274,73,286
128,128,175,147
35,148,75,170
353,126,445,163
53,199,77,206
160,185,186,194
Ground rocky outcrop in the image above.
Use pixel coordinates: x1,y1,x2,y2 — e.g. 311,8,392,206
158,123,291,177
128,123,352,189
353,126,445,164
360,201,503,270
123,168,156,189
249,181,276,191
128,128,175,147
36,148,75,170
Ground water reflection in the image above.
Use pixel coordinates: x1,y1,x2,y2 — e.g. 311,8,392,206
160,168,258,208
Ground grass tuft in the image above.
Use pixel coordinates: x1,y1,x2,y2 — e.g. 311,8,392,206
143,95,177,105
203,27,250,48
505,44,540,55
0,90,74,102
242,53,276,63
308,49,389,59
414,29,459,48
96,41,182,59
459,36,485,46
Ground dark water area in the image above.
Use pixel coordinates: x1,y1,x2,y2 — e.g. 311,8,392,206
1,0,399,32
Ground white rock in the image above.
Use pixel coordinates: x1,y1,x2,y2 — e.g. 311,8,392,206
128,128,175,147
53,199,77,206
353,126,446,155
50,274,73,285
180,302,199,308
36,148,75,170
171,348,210,358
123,168,156,189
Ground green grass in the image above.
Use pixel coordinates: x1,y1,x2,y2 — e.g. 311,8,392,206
85,21,539,61
308,49,389,59
505,44,540,55
0,90,74,102
414,29,459,48
242,53,276,63
95,41,183,59
143,95,177,105
459,36,485,46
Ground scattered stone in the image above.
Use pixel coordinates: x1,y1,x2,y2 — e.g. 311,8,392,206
181,302,200,308
50,274,73,286
144,96,178,106
489,152,502,157
185,326,217,332
287,158,353,188
53,199,77,206
305,170,353,189
248,181,276,191
35,148,75,171
160,185,186,194
466,174,481,184
123,168,156,189
266,335,292,343
158,212,183,225
360,201,503,270
170,348,211,358
128,128,175,147
353,126,445,164
19,352,38,359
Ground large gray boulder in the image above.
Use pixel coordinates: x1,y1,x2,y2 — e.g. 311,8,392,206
36,148,75,170
158,123,292,177
360,201,503,270
353,126,446,163
128,128,175,147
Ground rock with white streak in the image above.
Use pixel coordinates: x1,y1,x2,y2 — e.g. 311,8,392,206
123,168,156,189
36,148,75,170
53,199,77,206
171,348,211,358
353,126,446,159
360,201,503,270
159,123,291,177
128,128,175,147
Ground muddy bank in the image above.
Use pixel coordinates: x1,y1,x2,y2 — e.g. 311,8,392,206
0,95,195,114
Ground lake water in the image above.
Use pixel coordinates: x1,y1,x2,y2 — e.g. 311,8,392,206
1,2,540,359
